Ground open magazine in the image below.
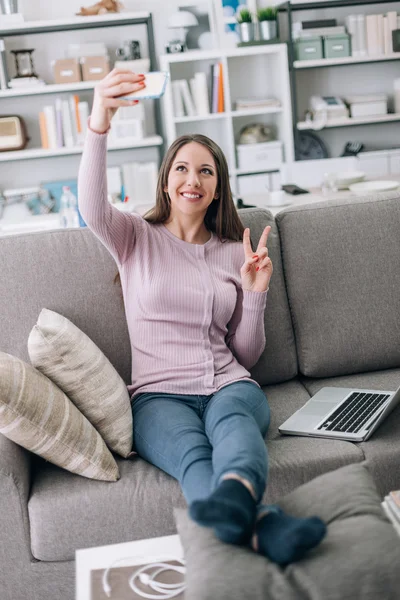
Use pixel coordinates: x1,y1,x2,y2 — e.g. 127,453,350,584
381,490,400,537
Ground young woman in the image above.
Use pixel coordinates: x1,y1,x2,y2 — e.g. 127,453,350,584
78,68,326,565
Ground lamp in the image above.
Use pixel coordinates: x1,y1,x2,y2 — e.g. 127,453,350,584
166,10,199,53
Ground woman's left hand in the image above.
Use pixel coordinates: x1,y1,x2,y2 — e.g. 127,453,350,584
240,226,273,293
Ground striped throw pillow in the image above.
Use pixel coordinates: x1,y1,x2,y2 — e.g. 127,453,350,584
27,309,133,458
0,352,119,481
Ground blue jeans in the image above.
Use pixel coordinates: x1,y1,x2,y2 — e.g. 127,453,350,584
131,381,270,505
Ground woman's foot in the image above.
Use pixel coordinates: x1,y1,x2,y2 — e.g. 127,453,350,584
252,506,327,566
189,479,257,545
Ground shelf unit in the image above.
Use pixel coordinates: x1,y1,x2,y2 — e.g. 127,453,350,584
160,44,294,196
279,0,400,159
297,113,400,129
0,11,164,164
0,136,163,163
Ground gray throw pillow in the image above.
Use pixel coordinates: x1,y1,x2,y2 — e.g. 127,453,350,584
175,464,400,600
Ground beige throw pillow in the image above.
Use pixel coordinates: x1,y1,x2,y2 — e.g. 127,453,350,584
0,352,119,481
27,308,133,458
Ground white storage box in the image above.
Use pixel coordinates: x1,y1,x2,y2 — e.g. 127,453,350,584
237,141,283,171
345,94,388,118
237,173,271,196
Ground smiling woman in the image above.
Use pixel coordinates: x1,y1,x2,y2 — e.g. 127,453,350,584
77,70,325,567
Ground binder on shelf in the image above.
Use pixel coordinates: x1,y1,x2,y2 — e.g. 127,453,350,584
39,112,49,149
78,101,89,137
387,11,398,54
179,80,196,117
172,80,184,118
189,72,210,116
43,105,58,149
356,14,367,57
61,99,75,148
55,98,64,148
211,63,219,113
217,62,224,113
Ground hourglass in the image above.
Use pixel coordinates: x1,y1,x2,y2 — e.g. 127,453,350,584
11,49,38,79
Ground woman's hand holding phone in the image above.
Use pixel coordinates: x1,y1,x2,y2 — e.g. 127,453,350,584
90,68,146,134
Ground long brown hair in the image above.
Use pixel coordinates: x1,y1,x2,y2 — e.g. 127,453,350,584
114,134,244,286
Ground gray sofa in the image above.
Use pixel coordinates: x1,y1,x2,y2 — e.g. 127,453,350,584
1,192,400,600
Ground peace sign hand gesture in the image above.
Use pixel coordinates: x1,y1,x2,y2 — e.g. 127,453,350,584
240,226,273,293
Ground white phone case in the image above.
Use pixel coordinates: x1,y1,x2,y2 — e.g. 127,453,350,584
120,71,169,100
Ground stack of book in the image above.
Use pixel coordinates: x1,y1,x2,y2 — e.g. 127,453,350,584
293,19,346,40
382,490,400,537
39,95,89,150
171,63,224,118
346,12,398,57
8,76,46,89
235,97,281,111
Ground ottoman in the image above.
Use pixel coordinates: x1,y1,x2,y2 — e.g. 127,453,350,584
175,463,400,600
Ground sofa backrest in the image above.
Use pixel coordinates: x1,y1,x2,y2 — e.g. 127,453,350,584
239,208,298,385
276,191,400,378
0,228,133,384
0,208,298,387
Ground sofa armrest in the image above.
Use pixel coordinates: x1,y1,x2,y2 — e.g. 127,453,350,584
0,434,34,572
0,433,31,497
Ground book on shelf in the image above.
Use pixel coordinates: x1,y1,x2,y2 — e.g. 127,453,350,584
39,94,89,150
179,80,196,117
8,77,46,88
171,74,210,118
347,11,399,58
235,97,281,111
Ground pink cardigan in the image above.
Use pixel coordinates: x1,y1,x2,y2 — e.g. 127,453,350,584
78,128,268,399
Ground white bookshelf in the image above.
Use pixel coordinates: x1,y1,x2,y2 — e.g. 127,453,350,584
160,44,294,195
297,113,400,130
0,81,97,98
0,11,150,34
0,136,163,163
294,52,400,69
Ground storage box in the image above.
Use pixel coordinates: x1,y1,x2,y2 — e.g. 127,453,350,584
236,141,283,171
237,173,271,196
323,33,351,58
345,94,388,118
295,36,323,61
52,58,81,84
80,55,110,81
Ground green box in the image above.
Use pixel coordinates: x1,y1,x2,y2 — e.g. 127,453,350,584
323,33,351,59
295,36,323,61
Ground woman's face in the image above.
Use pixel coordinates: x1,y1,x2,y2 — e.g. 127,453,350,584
165,142,218,219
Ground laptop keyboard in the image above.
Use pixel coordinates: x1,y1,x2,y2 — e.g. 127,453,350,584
317,391,390,434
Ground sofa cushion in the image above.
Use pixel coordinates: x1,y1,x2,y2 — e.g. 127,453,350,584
0,229,132,384
239,208,297,385
28,379,362,561
28,308,133,458
276,192,400,378
0,352,119,482
28,455,186,561
175,463,400,600
263,379,364,503
301,367,400,498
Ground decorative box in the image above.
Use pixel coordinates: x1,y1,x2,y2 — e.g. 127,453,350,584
295,36,323,61
80,55,110,81
323,33,351,59
52,58,81,84
236,141,283,171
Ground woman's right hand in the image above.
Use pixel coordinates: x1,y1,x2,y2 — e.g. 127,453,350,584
89,68,146,134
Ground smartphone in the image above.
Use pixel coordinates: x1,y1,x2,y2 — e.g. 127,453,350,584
282,184,310,195
120,71,169,100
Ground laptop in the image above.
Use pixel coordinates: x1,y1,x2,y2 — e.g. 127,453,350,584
278,384,400,442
